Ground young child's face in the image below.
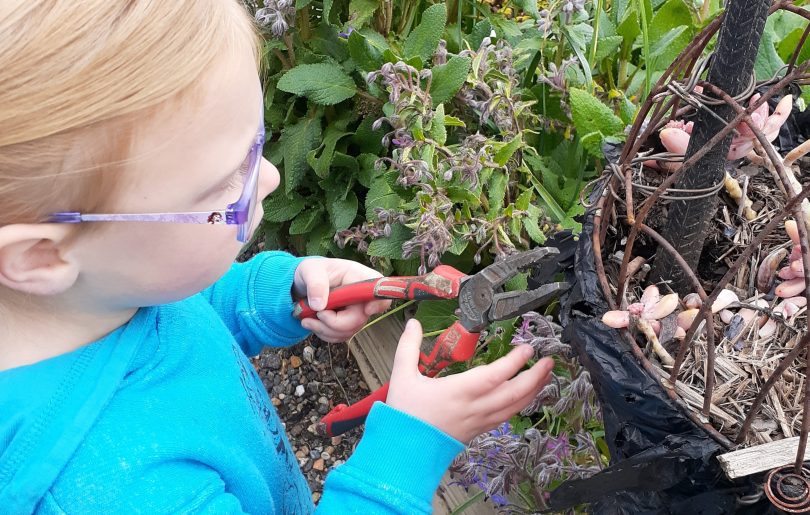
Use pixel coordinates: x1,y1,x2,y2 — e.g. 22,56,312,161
68,48,279,309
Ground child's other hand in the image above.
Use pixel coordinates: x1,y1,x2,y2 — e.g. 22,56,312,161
293,258,391,342
386,319,554,444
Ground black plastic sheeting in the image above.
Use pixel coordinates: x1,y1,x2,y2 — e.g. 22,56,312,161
530,194,780,514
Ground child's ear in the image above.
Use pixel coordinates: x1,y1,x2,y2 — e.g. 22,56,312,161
0,224,80,296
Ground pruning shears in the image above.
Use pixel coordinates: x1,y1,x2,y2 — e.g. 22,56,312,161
293,246,568,437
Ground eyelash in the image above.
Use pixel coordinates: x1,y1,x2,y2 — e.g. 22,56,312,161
224,159,251,192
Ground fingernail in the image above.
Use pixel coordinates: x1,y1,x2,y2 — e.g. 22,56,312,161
406,319,418,330
520,345,534,359
310,298,325,311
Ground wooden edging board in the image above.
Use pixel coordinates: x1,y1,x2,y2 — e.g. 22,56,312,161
348,315,497,515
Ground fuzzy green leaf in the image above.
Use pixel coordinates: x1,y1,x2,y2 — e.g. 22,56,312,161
306,126,352,179
280,118,322,194
488,172,509,214
367,224,412,258
414,299,458,332
403,3,447,62
289,208,323,235
326,190,359,231
429,104,447,145
305,224,333,256
755,25,785,82
348,31,384,72
468,19,492,50
493,134,523,166
568,88,624,158
365,176,401,218
430,55,471,106
523,205,546,244
347,0,378,29
263,191,305,222
647,26,690,71
296,0,314,8
277,63,357,105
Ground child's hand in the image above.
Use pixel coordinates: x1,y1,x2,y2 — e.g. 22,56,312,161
386,319,554,444
293,258,392,342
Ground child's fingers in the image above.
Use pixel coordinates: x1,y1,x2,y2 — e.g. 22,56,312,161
300,318,355,342
315,305,367,332
296,261,330,311
364,299,392,316
390,319,423,380
465,345,535,393
479,357,554,414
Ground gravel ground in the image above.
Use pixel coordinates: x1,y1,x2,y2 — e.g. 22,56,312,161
250,337,369,504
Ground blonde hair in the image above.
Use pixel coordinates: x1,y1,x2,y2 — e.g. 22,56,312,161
0,1,260,225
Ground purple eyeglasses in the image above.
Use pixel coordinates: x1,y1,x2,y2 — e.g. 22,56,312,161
49,119,266,243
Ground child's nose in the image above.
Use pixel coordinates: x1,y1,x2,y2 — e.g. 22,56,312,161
258,158,280,198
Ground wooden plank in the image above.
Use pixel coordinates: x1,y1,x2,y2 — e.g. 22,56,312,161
349,316,498,515
717,437,805,479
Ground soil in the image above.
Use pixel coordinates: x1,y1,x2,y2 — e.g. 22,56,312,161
250,337,369,504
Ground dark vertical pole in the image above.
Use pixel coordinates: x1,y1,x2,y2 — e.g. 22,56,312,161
652,0,771,293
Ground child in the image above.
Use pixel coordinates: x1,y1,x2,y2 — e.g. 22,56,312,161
0,1,555,513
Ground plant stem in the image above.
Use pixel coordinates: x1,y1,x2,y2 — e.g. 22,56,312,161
298,6,311,41
634,0,651,98
589,0,604,69
283,33,296,67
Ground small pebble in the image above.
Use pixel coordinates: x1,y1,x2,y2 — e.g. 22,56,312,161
320,452,330,460
303,346,315,363
312,492,321,503
291,356,303,368
310,450,321,459
295,385,306,397
313,458,325,471
271,398,281,407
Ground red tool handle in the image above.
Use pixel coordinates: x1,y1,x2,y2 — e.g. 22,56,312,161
319,321,480,437
293,265,467,320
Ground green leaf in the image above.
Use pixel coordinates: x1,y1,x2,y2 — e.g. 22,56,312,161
592,35,624,63
648,0,692,42
263,191,305,222
403,3,447,62
778,28,810,64
306,224,333,256
447,186,481,207
561,24,594,87
323,0,334,23
443,115,466,127
430,55,471,106
755,25,786,82
289,208,324,235
366,176,402,218
347,0,378,29
353,117,385,155
568,88,625,157
348,31,384,72
357,153,380,188
647,25,690,71
414,299,459,332
296,0,314,7
513,0,539,18
306,126,352,178
327,190,359,231
277,63,357,105
367,224,413,258
488,172,509,214
429,104,447,145
523,209,547,244
280,118,322,194
467,19,492,50
516,189,533,211
504,272,528,292
493,134,523,166
617,9,641,44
